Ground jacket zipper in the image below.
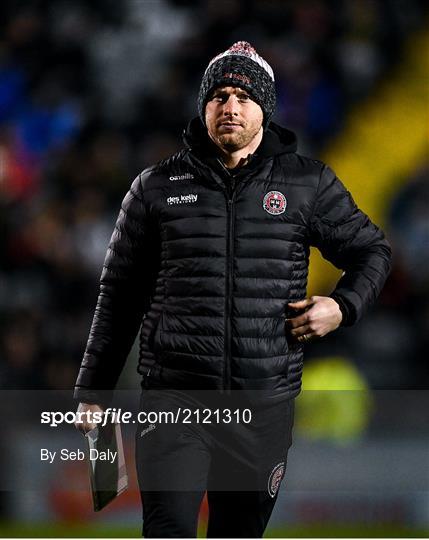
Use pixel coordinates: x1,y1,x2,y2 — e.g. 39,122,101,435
224,177,236,393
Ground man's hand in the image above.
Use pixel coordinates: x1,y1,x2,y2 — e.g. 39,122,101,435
286,296,342,343
74,402,105,434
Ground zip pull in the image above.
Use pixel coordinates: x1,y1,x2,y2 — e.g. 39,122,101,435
230,178,236,196
226,178,236,202
143,368,151,389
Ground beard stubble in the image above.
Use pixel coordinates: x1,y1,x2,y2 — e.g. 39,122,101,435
216,121,261,152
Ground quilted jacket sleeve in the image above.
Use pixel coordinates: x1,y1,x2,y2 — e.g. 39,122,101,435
309,164,392,326
74,174,152,404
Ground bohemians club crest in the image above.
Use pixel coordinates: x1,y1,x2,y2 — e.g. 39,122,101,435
263,191,287,215
268,461,285,498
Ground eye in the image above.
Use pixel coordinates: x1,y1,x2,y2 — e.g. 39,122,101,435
238,94,250,102
212,94,226,103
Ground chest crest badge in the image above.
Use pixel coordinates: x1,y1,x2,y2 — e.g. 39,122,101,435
263,191,287,215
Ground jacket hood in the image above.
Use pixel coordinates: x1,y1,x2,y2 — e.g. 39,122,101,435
183,117,298,160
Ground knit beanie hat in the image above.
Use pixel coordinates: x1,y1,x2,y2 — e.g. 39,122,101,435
198,41,276,128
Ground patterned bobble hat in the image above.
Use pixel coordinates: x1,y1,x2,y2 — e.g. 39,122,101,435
198,41,276,128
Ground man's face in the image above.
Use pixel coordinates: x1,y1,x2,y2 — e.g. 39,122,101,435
205,86,264,153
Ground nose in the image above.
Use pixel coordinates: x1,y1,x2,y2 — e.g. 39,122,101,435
222,96,239,117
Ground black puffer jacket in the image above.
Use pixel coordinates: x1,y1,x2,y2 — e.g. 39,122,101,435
74,118,392,403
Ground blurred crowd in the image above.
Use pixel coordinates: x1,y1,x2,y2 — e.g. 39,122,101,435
0,0,427,391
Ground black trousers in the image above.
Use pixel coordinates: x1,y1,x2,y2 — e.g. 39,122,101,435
135,389,295,538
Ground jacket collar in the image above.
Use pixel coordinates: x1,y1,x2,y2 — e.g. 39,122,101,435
182,116,298,167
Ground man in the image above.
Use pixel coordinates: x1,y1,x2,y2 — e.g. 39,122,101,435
74,41,391,537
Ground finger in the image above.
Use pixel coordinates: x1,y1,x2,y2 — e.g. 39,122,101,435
289,323,312,338
75,421,96,434
288,298,313,310
286,313,309,329
297,332,314,343
75,423,87,434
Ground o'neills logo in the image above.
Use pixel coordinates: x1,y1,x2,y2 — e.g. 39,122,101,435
140,424,156,437
167,193,198,205
223,72,251,85
268,462,285,498
169,173,194,182
263,191,287,215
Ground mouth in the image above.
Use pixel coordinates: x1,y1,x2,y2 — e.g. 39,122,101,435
218,122,243,131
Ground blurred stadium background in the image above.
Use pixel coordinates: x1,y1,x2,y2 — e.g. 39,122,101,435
0,0,428,537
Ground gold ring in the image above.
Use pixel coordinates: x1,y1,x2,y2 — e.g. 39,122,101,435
301,334,309,342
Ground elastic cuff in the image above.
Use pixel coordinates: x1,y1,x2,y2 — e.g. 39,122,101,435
73,387,112,407
329,294,351,327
